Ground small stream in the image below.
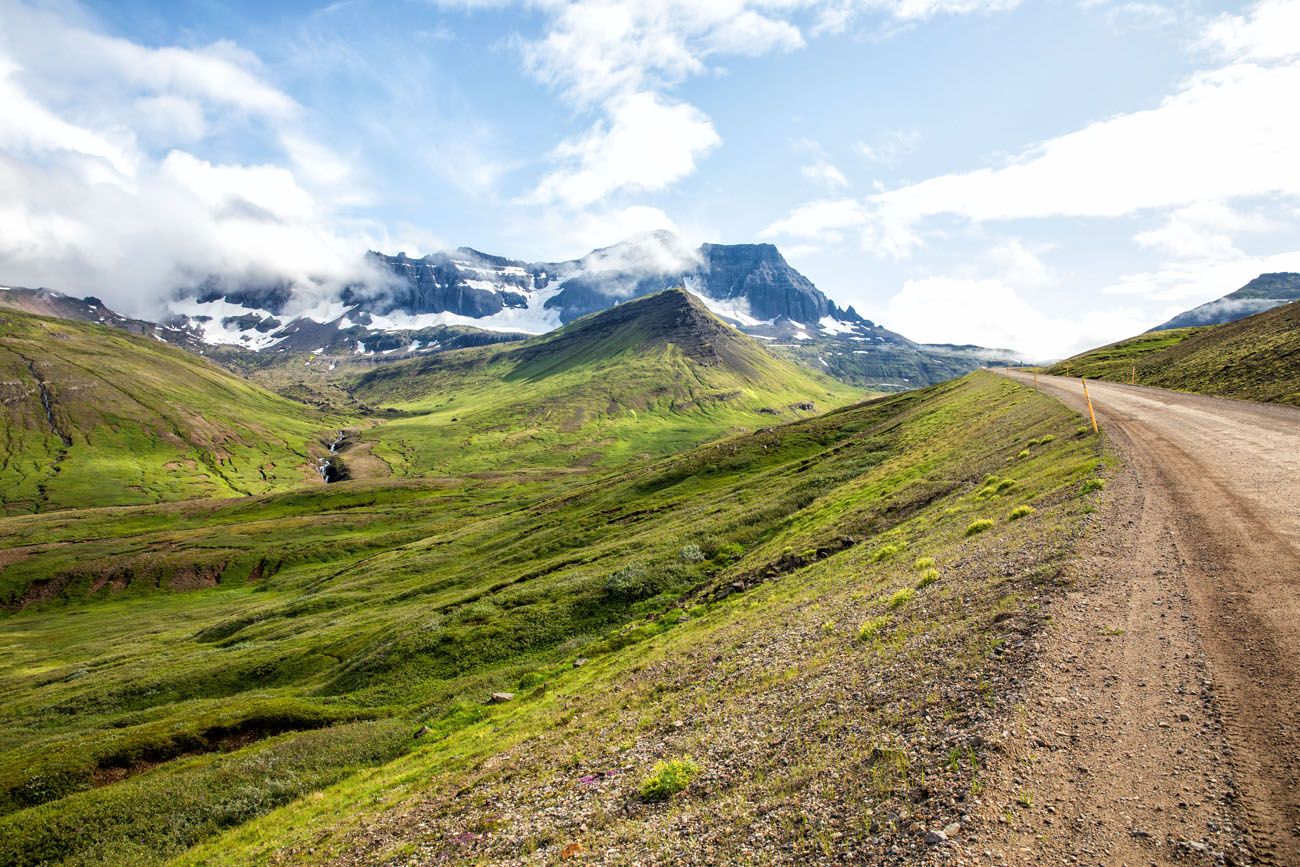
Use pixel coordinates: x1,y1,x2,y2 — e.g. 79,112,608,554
317,430,347,482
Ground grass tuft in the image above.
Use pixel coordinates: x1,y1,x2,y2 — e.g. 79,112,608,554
639,757,700,802
886,588,915,610
965,519,995,536
912,556,935,571
915,568,940,589
1008,505,1035,520
857,616,890,643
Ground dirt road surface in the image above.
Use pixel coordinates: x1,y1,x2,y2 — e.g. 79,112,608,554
970,373,1300,866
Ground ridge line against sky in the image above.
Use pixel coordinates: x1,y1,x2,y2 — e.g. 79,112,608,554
0,0,1297,357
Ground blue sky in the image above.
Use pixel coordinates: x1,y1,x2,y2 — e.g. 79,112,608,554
2,0,1298,356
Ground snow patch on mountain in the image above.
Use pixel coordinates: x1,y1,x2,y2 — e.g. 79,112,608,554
684,285,773,328
167,296,285,349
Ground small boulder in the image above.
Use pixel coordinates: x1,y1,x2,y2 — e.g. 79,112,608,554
490,692,515,704
924,829,948,845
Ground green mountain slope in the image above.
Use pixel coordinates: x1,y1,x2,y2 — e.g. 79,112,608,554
0,372,1105,864
1046,298,1300,405
350,288,862,475
0,309,346,513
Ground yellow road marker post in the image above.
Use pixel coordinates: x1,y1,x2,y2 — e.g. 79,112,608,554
1081,377,1099,433
1130,363,1137,385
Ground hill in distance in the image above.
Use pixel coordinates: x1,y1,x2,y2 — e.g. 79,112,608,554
1047,297,1300,405
0,307,347,513
349,287,863,475
1153,272,1300,330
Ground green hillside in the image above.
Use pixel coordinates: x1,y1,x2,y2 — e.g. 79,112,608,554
0,372,1105,864
0,310,348,513
349,288,862,475
1046,298,1300,405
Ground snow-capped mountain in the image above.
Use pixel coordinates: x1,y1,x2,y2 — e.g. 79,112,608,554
163,232,883,356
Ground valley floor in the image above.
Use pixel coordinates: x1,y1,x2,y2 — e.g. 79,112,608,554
968,373,1300,865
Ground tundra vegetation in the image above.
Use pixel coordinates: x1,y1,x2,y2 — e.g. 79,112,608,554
0,291,1105,864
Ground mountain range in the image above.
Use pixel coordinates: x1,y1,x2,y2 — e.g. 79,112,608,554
152,232,1020,389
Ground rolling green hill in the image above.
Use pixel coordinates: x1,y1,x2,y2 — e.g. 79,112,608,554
0,309,347,513
349,288,863,475
1046,298,1300,405
0,372,1105,864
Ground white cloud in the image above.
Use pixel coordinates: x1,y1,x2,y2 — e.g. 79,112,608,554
516,0,1020,211
867,61,1300,232
515,205,688,260
0,1,382,316
759,197,869,243
762,0,1300,260
981,238,1054,289
877,275,1148,360
528,91,720,208
856,128,921,166
519,0,805,108
1202,0,1300,62
813,0,1023,33
1134,200,1275,260
801,160,850,189
1099,249,1300,302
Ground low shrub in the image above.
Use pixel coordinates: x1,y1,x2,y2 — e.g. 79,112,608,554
604,563,661,601
915,568,940,589
857,616,889,643
912,556,935,570
1008,505,1035,520
870,541,908,562
965,519,995,537
677,544,706,563
639,756,700,801
1081,478,1106,495
886,588,915,609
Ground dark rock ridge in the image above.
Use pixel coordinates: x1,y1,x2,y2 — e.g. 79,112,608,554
352,248,540,319
1154,272,1300,330
347,233,862,328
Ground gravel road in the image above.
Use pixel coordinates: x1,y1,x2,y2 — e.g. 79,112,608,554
974,372,1300,865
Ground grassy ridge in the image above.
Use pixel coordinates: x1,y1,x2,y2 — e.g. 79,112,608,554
349,289,861,475
0,310,347,513
0,373,1104,864
1046,298,1300,405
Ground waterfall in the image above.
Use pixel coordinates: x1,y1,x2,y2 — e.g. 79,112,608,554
318,431,346,482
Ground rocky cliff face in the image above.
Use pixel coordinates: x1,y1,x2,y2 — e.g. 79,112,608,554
695,243,847,324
